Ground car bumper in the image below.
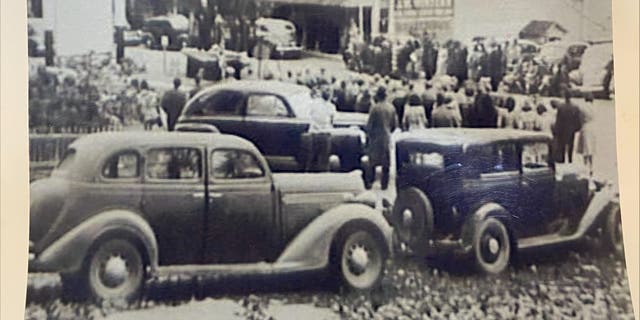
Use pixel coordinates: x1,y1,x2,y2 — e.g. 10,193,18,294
274,46,302,58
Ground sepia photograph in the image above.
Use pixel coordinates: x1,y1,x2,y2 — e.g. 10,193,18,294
19,0,635,319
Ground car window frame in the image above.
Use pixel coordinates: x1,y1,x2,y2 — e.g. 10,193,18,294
143,146,204,184
520,141,554,173
243,93,293,118
185,89,245,117
464,142,521,179
99,149,142,183
209,148,269,184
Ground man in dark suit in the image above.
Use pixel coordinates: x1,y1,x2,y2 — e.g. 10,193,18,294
161,78,187,131
553,92,582,163
365,87,398,190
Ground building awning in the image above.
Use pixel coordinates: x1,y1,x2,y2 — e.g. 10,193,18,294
257,0,377,8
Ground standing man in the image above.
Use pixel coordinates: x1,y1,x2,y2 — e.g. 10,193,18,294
553,91,582,163
365,87,398,190
161,78,187,131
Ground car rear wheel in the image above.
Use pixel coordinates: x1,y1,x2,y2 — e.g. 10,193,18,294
472,218,511,274
86,238,145,302
605,203,624,259
332,225,386,292
391,187,434,252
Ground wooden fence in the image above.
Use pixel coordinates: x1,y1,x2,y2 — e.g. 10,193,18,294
29,125,122,181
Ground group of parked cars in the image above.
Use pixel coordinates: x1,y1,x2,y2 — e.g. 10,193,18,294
118,15,303,60
29,80,623,303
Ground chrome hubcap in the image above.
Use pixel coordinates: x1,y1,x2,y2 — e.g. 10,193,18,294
488,237,500,255
347,244,370,275
402,209,413,227
101,255,129,288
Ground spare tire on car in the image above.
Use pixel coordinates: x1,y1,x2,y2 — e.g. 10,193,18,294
391,187,434,252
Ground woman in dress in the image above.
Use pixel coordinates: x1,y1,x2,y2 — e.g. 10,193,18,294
577,93,596,176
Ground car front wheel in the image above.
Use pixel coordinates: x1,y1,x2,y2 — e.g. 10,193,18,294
333,225,386,292
472,218,511,274
391,187,434,252
86,238,145,302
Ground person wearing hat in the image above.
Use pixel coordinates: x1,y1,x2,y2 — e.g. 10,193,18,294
470,80,498,128
364,86,398,190
420,81,438,126
402,93,427,131
431,93,462,128
355,89,373,114
517,99,537,131
161,78,187,131
553,90,582,163
534,102,555,134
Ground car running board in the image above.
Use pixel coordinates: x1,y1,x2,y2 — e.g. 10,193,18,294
153,262,319,280
517,186,615,251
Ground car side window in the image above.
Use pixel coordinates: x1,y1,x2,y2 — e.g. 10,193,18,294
469,143,518,175
102,152,140,179
522,142,551,171
211,149,265,180
246,94,289,117
146,148,202,180
184,90,243,116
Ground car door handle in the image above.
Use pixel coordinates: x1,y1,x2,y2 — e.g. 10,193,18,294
193,192,223,199
192,192,206,199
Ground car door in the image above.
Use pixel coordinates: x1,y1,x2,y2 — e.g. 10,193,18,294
461,143,521,222
141,146,206,266
180,89,246,137
204,148,276,264
241,93,309,158
519,141,555,235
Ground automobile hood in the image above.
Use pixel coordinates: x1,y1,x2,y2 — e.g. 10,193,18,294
332,112,368,129
273,171,365,195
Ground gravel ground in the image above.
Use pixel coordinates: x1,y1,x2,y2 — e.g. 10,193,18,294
25,246,634,320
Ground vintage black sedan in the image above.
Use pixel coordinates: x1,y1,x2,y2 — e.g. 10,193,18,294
29,132,392,302
390,129,622,274
177,81,367,172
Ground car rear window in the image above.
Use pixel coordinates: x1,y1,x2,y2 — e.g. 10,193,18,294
183,90,244,116
102,152,140,179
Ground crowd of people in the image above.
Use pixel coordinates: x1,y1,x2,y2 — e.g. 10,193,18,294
344,32,612,99
275,66,598,180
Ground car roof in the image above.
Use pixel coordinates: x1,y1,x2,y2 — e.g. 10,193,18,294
70,131,257,153
396,129,552,149
197,80,310,98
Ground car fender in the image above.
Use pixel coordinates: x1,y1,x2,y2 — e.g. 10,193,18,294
31,210,158,274
276,203,392,269
460,202,511,248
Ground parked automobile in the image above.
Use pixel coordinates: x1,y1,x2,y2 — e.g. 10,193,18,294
177,81,367,172
248,18,302,59
573,42,614,98
538,41,589,70
390,129,622,274
28,132,393,302
141,15,191,50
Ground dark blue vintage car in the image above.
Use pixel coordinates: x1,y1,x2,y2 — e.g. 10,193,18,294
391,129,622,274
177,81,367,172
